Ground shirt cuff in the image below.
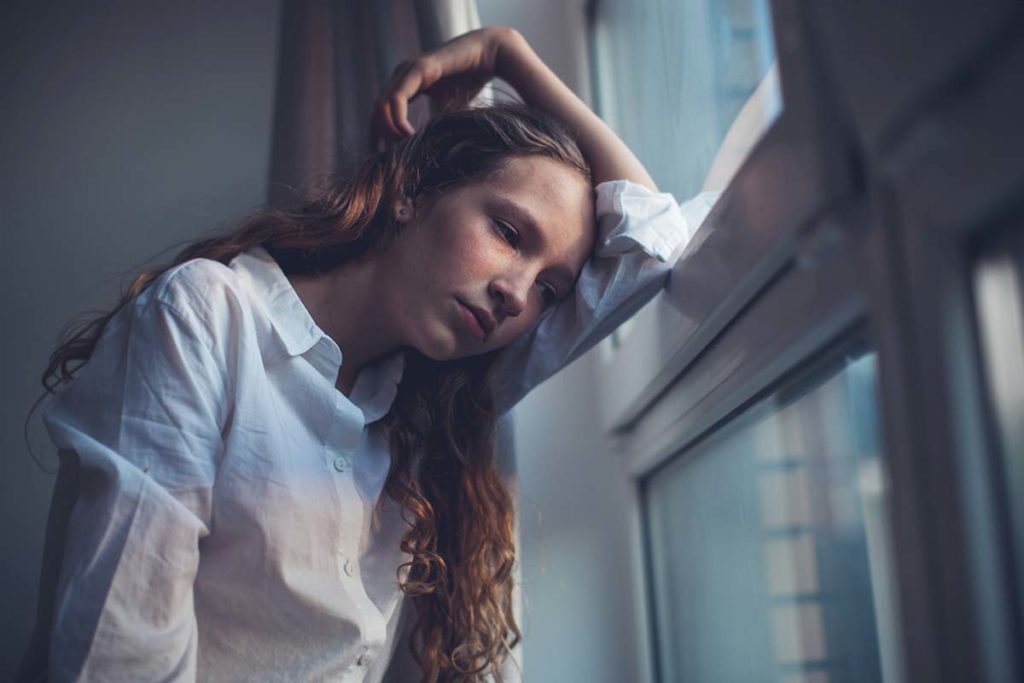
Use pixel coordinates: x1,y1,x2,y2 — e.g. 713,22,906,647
594,179,716,263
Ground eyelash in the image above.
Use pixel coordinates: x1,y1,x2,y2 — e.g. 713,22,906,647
539,283,559,306
494,218,519,247
493,218,559,307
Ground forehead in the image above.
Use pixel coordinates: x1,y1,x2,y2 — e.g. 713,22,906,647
474,156,595,270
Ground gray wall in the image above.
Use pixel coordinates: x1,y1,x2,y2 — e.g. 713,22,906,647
0,1,280,676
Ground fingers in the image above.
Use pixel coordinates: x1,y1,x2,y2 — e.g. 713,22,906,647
370,99,411,151
388,62,423,136
371,55,455,149
369,98,403,151
380,99,399,138
372,60,426,146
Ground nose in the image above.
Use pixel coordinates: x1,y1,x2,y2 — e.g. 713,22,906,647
489,274,530,319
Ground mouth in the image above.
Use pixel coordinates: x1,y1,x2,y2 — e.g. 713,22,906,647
457,300,495,341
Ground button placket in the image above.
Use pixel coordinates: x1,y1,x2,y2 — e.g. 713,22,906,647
325,398,364,596
326,397,363,478
324,393,392,663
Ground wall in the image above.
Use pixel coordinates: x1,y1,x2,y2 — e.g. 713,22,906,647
476,2,646,680
0,1,280,676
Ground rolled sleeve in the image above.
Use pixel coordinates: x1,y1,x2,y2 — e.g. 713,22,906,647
491,180,718,414
595,179,690,260
43,279,230,682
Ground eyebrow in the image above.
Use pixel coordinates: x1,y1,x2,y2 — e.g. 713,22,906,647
491,196,577,291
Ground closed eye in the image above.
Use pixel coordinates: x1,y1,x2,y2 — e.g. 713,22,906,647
494,217,560,306
537,282,559,307
493,218,520,247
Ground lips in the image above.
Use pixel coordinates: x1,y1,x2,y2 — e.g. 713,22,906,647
458,300,496,340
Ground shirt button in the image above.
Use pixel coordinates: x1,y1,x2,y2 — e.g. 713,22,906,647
356,652,373,667
332,456,349,473
343,558,356,576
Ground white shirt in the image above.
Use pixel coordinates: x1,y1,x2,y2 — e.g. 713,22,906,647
39,180,715,682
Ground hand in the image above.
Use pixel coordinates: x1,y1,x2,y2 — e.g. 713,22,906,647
370,27,513,147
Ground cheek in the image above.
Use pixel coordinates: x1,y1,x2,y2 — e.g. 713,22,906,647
445,234,503,283
404,216,505,296
403,231,466,288
489,311,542,351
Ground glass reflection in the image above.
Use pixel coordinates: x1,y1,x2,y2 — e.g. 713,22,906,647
973,243,1024,612
592,0,780,199
644,349,903,682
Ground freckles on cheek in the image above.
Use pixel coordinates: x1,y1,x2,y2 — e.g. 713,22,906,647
455,234,492,266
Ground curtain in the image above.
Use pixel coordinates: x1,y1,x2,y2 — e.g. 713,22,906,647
267,0,485,205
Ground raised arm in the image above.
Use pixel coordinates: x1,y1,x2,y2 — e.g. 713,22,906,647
373,27,714,414
372,27,656,190
492,28,657,190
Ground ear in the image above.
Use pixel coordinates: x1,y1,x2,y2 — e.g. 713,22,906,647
393,197,415,223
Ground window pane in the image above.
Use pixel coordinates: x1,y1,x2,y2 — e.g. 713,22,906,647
592,0,780,199
644,348,903,683
973,234,1024,610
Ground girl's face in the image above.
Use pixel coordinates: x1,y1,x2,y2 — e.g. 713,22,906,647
382,155,595,361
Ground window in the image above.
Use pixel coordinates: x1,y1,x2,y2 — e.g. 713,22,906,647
589,0,779,199
587,1,1023,681
973,227,1024,616
588,0,785,402
644,344,901,682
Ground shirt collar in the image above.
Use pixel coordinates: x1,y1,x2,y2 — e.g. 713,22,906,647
351,350,405,423
231,245,323,357
229,245,405,423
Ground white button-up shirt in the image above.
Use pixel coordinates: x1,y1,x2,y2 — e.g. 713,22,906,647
38,180,715,681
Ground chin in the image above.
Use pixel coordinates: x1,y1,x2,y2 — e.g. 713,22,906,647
410,317,504,362
418,346,456,362
411,327,463,362
416,338,496,363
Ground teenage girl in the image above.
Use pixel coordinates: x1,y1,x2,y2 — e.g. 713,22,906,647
26,27,702,682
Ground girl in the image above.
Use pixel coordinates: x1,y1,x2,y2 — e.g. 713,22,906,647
28,27,701,682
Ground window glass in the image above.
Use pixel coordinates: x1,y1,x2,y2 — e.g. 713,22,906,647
644,347,904,682
973,233,1024,609
591,0,781,199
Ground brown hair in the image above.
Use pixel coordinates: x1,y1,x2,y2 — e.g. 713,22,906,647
43,102,591,681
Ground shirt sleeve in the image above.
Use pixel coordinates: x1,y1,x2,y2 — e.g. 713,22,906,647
42,273,231,682
490,180,719,415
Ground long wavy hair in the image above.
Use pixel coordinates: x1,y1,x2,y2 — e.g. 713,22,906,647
42,102,591,681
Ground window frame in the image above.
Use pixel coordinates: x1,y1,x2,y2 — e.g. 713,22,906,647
588,1,1024,682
